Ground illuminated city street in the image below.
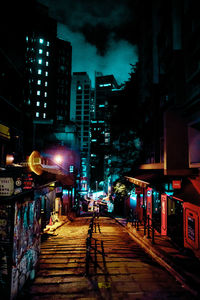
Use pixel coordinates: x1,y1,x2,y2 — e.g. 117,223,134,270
1,1,200,299
17,216,196,299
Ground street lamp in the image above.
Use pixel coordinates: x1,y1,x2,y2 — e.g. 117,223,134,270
54,154,63,165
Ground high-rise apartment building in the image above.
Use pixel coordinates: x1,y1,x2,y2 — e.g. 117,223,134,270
53,39,72,125
90,74,118,191
23,2,72,150
70,72,91,193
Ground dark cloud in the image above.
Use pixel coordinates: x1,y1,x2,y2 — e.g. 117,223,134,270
38,0,139,54
81,23,112,56
38,0,139,86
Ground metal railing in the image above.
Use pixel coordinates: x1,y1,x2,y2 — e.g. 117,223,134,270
127,210,155,245
85,214,94,275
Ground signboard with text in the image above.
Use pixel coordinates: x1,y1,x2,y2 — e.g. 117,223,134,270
172,180,181,189
0,178,14,196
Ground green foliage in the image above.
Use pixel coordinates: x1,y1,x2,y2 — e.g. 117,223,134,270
113,177,133,201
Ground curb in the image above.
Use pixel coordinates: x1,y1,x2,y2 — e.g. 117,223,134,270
114,217,199,298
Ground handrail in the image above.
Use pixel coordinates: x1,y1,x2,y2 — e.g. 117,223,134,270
127,210,155,245
85,213,95,275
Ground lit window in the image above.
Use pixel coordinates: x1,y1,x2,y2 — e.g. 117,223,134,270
44,92,47,97
39,49,43,54
38,69,42,75
37,80,41,85
36,101,40,106
36,112,39,117
46,51,49,56
45,71,48,76
44,102,47,108
69,165,74,173
39,38,44,44
46,61,49,67
45,81,48,87
27,99,31,105
99,83,111,87
78,85,82,90
43,113,46,118
26,36,28,42
47,41,50,46
38,59,42,64
37,91,40,96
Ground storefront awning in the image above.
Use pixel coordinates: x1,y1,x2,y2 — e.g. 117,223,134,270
125,172,164,188
125,176,149,188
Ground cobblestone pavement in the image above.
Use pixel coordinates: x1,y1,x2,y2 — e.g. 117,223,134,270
17,216,197,299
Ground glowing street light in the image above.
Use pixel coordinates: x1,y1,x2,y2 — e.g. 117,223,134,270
54,154,63,165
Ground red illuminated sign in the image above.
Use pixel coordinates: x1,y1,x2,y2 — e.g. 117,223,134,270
161,194,167,236
23,174,34,190
146,187,152,225
172,180,181,189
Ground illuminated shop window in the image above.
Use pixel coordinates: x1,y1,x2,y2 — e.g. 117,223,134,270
39,49,43,54
45,81,48,87
38,69,42,75
45,71,48,76
39,38,44,44
37,80,41,85
43,113,46,118
38,59,42,64
36,101,40,106
36,112,39,117
46,61,49,67
37,91,40,96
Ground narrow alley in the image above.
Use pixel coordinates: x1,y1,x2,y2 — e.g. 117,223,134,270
17,216,196,300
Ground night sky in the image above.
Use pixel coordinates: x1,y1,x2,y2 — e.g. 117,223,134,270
38,0,139,87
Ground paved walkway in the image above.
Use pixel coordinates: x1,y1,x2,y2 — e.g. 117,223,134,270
17,215,198,299
114,217,200,298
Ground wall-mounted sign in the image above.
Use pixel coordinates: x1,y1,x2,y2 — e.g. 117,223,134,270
0,178,14,196
0,124,10,140
161,194,167,236
23,174,34,190
28,151,43,175
146,187,152,225
147,189,152,197
172,180,181,189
